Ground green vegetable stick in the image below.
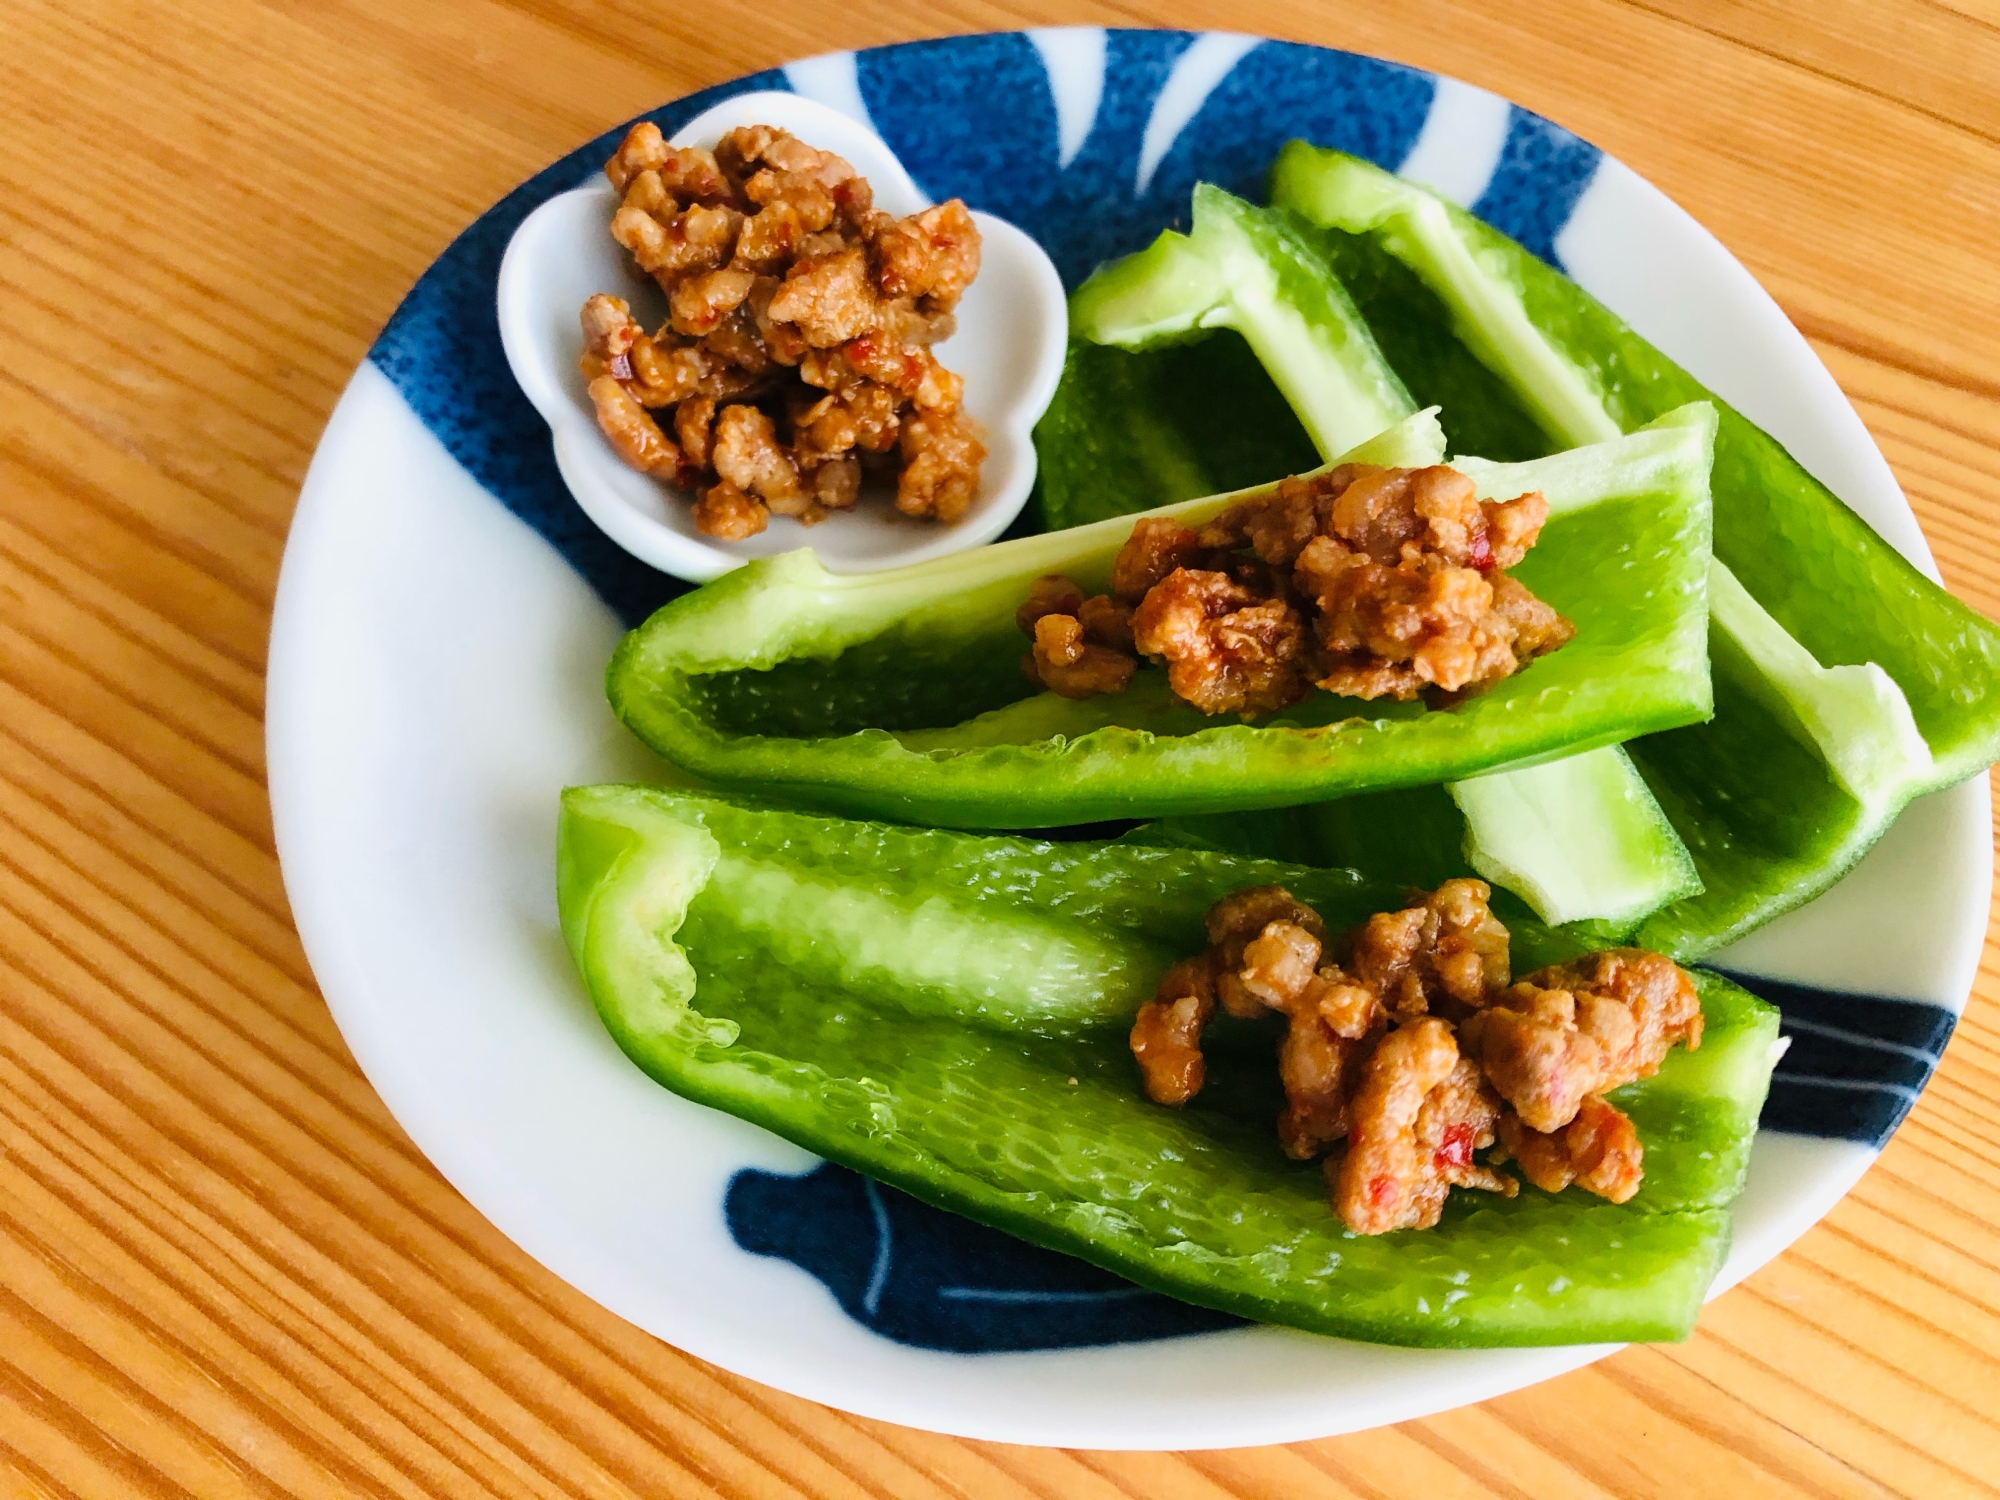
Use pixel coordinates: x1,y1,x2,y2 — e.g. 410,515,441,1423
1276,153,1618,450
1072,183,1416,456
1270,144,2000,954
1065,188,1702,928
1450,745,1701,929
606,411,1714,829
560,784,1781,1347
1705,559,1932,807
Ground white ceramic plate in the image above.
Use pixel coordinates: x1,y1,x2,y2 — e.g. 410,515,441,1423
269,29,1990,1448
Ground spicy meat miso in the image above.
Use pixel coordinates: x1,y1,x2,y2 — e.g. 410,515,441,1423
1020,462,1574,717
1131,879,1703,1234
580,122,986,537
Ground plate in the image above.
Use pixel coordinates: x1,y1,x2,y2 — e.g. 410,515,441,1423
267,28,1990,1449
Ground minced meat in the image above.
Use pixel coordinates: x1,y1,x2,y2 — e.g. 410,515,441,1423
1128,957,1216,1107
580,122,986,536
1332,1018,1515,1235
1017,463,1573,716
1459,948,1704,1132
1494,1094,1645,1204
1128,881,1701,1234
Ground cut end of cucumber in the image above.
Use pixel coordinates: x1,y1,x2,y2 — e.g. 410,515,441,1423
1336,406,1448,469
558,785,732,1047
1449,745,1703,929
1071,228,1225,349
1708,560,1933,809
1269,139,1400,232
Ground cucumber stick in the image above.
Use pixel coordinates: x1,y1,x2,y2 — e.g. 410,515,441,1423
609,410,1717,828
1707,559,1932,808
1278,154,1619,450
1066,190,1705,928
1450,745,1702,928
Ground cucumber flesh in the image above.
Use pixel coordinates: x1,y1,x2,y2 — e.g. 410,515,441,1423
1707,560,1931,809
1449,745,1702,928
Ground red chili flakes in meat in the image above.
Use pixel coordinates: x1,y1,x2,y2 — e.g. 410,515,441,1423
874,200,982,311
1332,1018,1514,1235
1031,464,1572,717
1349,877,1513,1018
1131,567,1318,717
1285,463,1571,700
1435,1121,1475,1169
579,122,985,538
1129,881,1703,1234
1494,1094,1645,1203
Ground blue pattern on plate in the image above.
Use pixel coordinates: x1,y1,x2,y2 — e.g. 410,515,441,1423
857,34,1062,230
1720,971,1958,1144
1027,29,1197,287
1471,105,1603,268
727,1163,1243,1351
1139,41,1434,228
362,30,1945,1356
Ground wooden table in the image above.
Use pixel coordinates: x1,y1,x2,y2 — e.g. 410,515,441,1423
3,0,1997,1493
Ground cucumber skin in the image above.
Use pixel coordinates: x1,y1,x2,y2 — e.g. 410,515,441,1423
1032,334,1321,533
560,785,1780,1348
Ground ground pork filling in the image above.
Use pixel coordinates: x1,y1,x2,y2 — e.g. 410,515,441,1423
579,122,986,537
1128,880,1702,1234
1019,464,1574,715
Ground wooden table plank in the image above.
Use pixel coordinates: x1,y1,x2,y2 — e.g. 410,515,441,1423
1,0,1997,1494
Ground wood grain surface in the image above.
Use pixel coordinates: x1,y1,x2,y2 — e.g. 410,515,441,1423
1,0,1997,1493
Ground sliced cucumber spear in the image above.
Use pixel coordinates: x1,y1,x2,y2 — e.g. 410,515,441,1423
563,784,1779,1347
1450,745,1702,929
1270,148,1618,450
1070,186,1704,930
1270,145,1968,954
1706,559,1932,809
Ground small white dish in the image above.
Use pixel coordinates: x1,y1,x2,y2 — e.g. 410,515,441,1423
496,90,1069,583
